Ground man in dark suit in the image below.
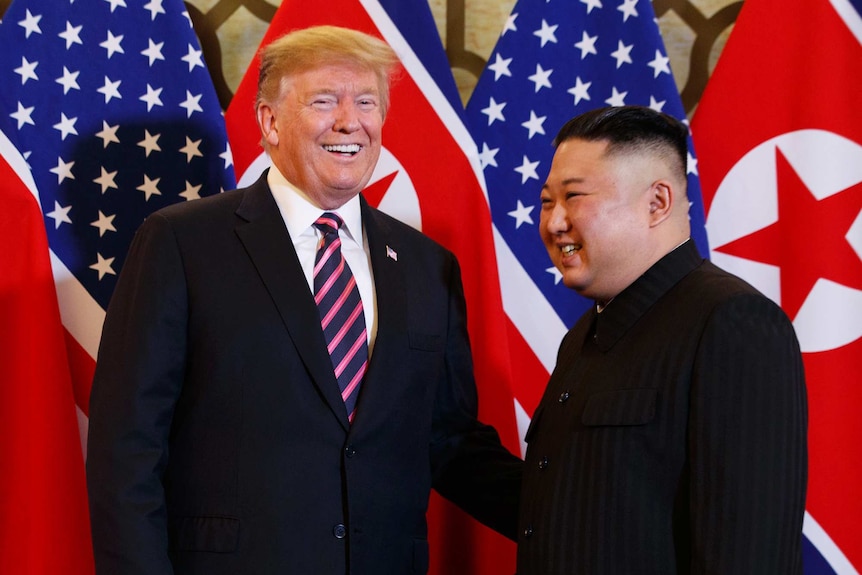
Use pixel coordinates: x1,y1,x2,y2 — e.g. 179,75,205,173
517,106,807,574
86,26,521,575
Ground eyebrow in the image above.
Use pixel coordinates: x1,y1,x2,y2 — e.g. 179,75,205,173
561,177,586,185
307,86,379,97
543,176,586,191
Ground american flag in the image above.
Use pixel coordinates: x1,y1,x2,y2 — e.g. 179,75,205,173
0,0,235,416
0,1,234,569
464,0,709,429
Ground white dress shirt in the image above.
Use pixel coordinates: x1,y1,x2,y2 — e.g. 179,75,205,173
267,167,378,356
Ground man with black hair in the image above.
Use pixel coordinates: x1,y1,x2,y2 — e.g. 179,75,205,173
517,106,807,574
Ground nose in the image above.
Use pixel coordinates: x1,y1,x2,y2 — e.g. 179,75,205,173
543,202,570,235
333,101,360,133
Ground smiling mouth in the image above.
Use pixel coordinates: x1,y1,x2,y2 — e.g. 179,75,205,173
323,144,362,155
561,244,582,256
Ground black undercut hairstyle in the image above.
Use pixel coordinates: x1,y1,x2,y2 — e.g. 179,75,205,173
553,106,689,184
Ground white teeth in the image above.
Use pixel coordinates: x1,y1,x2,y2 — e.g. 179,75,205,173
561,244,581,256
324,144,361,153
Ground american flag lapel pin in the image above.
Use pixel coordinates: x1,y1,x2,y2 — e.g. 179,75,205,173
386,245,398,262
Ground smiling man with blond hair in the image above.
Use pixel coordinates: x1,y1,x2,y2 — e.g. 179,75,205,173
87,25,521,575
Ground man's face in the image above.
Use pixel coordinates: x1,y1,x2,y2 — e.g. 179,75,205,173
539,138,654,304
260,63,384,209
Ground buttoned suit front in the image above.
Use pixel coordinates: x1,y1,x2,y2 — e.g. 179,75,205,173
86,173,522,575
517,240,807,574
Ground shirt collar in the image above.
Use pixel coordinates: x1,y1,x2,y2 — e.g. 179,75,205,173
267,166,364,247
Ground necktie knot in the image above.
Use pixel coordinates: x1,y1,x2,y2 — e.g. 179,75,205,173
314,212,343,237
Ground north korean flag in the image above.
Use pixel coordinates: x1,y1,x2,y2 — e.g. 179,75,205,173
692,0,862,573
224,1,520,574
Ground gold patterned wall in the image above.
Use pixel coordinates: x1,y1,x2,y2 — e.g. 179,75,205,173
182,0,741,115
0,0,741,114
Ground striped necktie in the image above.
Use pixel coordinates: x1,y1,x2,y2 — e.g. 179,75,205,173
312,212,368,423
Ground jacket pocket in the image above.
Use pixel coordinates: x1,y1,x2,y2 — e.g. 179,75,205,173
582,389,657,427
408,331,443,352
169,516,240,553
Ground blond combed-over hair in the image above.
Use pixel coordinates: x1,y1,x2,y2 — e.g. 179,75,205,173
256,25,400,117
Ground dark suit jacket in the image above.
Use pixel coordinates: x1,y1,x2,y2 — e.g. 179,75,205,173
517,240,807,575
86,173,522,575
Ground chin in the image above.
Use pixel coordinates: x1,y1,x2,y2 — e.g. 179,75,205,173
332,174,372,191
561,275,590,295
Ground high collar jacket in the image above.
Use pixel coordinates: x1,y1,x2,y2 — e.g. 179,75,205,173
517,241,807,575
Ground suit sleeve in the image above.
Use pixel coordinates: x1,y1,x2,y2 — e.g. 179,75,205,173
428,254,523,540
87,213,187,575
689,293,808,574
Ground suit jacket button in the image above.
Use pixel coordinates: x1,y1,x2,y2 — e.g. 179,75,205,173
538,456,549,470
523,525,533,538
333,524,347,539
345,445,356,458
558,391,570,403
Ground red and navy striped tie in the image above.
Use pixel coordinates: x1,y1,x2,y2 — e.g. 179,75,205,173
313,213,368,423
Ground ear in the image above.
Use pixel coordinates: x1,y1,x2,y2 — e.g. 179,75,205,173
257,103,279,147
647,180,673,227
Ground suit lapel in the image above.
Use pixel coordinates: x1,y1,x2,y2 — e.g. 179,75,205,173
234,173,349,431
352,199,408,428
